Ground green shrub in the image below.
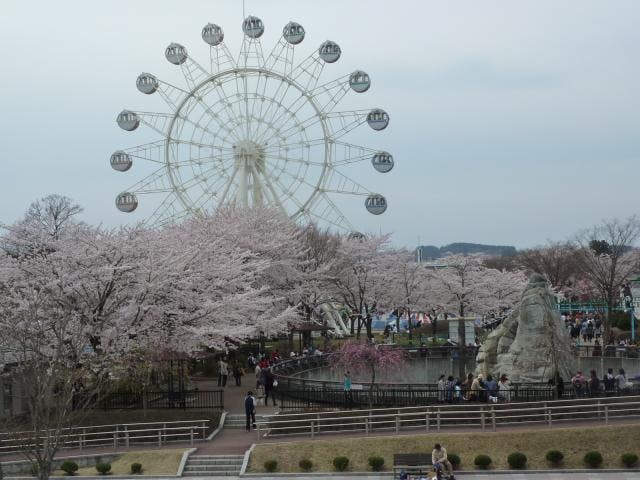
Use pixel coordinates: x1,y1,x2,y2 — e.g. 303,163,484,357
545,450,564,466
368,456,385,471
507,452,527,469
130,463,143,474
621,453,639,468
298,459,313,472
448,453,461,469
95,462,112,475
584,451,603,468
61,461,79,476
263,460,278,472
333,456,350,472
474,454,492,470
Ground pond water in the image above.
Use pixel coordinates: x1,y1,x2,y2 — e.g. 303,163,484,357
291,357,477,385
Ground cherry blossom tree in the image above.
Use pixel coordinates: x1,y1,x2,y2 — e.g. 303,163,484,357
426,254,527,377
1,194,83,255
327,234,397,339
330,341,406,407
381,249,431,337
0,232,135,480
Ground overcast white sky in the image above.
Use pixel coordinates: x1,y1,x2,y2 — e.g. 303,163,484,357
1,0,639,248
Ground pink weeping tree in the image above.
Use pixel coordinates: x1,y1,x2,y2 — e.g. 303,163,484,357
330,341,407,407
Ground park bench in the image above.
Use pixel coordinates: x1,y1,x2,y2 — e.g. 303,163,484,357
393,453,433,479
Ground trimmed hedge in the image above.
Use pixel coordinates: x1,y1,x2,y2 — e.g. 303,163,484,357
584,451,603,468
545,450,564,466
448,453,461,469
130,463,143,474
61,461,79,476
264,460,278,472
298,459,313,472
474,454,492,469
333,456,350,472
507,452,527,469
621,453,639,468
368,456,385,471
95,462,111,475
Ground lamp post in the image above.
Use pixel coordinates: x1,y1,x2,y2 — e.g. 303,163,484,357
629,277,640,341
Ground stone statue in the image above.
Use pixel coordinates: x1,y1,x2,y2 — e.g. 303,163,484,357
475,274,575,383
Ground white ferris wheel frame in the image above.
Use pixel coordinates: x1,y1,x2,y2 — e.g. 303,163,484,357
112,16,392,231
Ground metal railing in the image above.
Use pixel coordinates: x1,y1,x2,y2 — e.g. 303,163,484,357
0,419,210,455
270,353,639,409
74,390,224,411
256,396,640,438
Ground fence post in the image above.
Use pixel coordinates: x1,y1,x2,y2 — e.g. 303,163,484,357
125,426,129,447
481,409,485,431
491,407,496,431
202,421,206,440
604,405,609,425
81,428,86,451
190,428,194,446
547,408,552,427
311,421,315,439
436,407,441,431
113,426,118,449
425,412,430,432
395,414,400,433
365,417,369,435
158,429,162,447
597,400,601,419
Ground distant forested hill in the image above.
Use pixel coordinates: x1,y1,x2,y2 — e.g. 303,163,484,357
416,242,517,260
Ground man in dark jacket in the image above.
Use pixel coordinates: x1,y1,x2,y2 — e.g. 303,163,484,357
244,391,256,432
263,368,277,406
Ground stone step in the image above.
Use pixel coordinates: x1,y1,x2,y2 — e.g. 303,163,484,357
185,464,241,471
187,459,243,466
183,471,239,476
189,455,244,459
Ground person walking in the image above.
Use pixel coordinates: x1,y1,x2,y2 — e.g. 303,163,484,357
343,371,353,406
498,374,511,402
244,391,257,432
218,358,229,387
233,364,244,387
263,368,277,407
437,374,446,403
254,363,262,390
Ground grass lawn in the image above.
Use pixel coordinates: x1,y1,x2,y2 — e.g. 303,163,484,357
249,424,640,473
55,449,187,476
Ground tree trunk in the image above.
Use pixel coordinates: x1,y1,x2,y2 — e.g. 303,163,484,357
369,366,376,409
604,296,614,344
458,304,467,380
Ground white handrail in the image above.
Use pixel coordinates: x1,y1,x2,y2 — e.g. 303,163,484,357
0,419,210,454
256,398,640,438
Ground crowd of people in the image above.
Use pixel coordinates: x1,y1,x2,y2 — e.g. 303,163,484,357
433,372,512,403
570,368,633,397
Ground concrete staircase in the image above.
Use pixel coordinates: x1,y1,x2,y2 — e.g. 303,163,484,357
182,454,244,477
224,413,273,429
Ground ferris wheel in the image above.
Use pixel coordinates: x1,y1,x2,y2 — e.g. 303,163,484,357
111,16,393,231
